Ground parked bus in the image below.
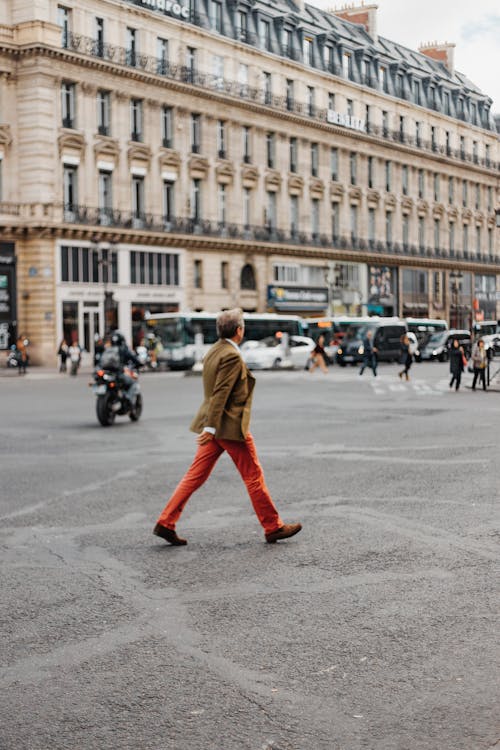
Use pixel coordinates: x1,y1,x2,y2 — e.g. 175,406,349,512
403,318,448,349
472,320,500,337
145,311,305,369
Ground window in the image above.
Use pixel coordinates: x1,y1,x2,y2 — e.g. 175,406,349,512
212,55,224,90
126,27,137,67
243,126,251,164
402,214,409,248
266,132,275,169
459,135,465,158
396,73,404,98
418,216,425,249
61,246,118,284
157,37,169,74
472,140,478,163
221,261,228,289
274,264,298,283
243,187,251,228
311,199,320,239
385,211,393,245
131,251,178,286
58,6,71,48
161,106,173,148
443,91,450,115
463,225,469,254
238,63,248,96
263,72,272,105
260,19,271,51
488,228,493,254
311,143,319,177
349,152,356,185
191,113,201,153
418,169,424,199
434,219,440,250
266,191,276,230
332,203,340,241
61,82,76,128
304,37,314,66
98,170,112,222
448,177,454,205
445,130,451,155
325,45,335,73
462,180,468,207
186,47,196,82
433,173,440,202
194,259,203,289
237,11,247,41
130,99,143,141
131,175,144,219
350,204,358,241
487,186,493,213
365,104,371,131
476,226,481,254
282,28,293,58
368,208,375,244
415,120,422,147
428,86,435,109
240,263,256,290
385,160,392,192
431,125,437,151
475,183,481,210
63,165,78,214
331,148,338,181
449,222,455,252
402,165,408,196
379,65,388,92
413,78,421,105
290,195,298,237
346,98,353,117
286,79,294,111
399,115,405,140
95,17,104,57
328,92,335,111
217,120,226,158
382,110,389,137
210,0,223,32
289,137,297,173
191,179,201,221
218,183,226,225
485,144,491,166
163,180,174,222
307,86,315,116
97,90,110,135
343,52,353,80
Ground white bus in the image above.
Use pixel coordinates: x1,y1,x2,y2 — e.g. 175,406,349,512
145,311,306,369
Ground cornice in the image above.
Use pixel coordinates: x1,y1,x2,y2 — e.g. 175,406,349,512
159,148,181,169
127,142,152,163
94,136,120,160
58,129,85,155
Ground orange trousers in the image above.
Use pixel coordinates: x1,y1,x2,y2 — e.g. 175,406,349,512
157,433,284,535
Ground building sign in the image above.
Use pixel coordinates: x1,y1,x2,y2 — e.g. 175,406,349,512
0,243,17,349
125,0,190,19
327,110,366,132
267,285,328,312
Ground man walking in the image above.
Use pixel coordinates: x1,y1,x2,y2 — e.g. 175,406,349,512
359,329,378,377
153,309,302,546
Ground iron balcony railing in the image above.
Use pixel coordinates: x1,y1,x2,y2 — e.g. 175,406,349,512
64,33,499,172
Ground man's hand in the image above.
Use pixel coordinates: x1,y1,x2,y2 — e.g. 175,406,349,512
196,431,214,446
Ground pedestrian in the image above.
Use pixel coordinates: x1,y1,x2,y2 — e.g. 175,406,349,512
309,334,329,374
398,334,413,381
359,329,378,377
16,336,28,375
153,308,302,546
68,340,81,376
449,339,465,391
58,338,69,373
94,335,104,367
471,338,487,391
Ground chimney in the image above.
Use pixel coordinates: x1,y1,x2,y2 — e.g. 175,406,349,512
419,41,456,74
332,3,378,42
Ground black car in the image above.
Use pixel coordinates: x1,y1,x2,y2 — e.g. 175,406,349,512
336,321,407,365
420,330,472,361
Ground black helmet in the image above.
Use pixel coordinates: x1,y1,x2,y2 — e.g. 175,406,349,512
111,331,125,346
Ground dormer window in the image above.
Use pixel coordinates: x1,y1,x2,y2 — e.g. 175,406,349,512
303,37,314,66
260,19,271,51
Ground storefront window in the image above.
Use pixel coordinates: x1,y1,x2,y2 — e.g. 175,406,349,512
62,301,78,344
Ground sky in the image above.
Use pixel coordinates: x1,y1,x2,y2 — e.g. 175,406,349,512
314,0,500,111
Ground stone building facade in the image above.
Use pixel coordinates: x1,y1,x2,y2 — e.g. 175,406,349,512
0,0,499,363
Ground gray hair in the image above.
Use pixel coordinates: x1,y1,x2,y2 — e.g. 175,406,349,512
216,308,244,339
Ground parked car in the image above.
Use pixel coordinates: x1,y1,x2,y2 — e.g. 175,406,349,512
241,335,315,370
481,333,500,358
336,319,407,365
420,329,471,361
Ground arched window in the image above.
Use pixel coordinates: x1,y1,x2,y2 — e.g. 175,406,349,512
240,263,256,290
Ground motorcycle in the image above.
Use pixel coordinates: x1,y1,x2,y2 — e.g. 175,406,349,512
92,366,143,426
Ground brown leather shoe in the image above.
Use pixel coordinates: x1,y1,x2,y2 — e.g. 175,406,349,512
265,523,302,544
153,523,187,546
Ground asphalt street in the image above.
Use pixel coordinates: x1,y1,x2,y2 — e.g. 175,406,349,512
0,361,499,750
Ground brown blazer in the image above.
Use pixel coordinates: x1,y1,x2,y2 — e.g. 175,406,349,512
190,339,256,441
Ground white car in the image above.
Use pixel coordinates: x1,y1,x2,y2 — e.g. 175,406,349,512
241,335,316,370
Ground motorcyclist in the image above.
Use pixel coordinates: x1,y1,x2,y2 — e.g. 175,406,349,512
110,331,141,404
